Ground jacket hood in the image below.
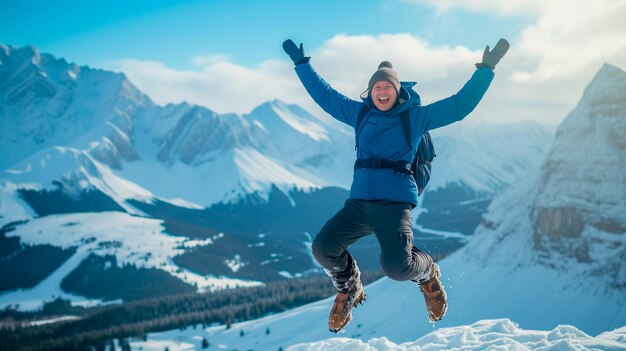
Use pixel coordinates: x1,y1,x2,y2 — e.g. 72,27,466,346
360,81,422,115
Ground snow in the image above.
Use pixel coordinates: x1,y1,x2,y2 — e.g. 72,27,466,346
0,241,111,310
0,181,36,227
159,197,204,209
224,254,245,273
429,120,553,193
67,69,77,80
270,100,331,142
170,266,262,291
0,212,262,310
2,146,153,215
0,43,151,171
534,63,626,226
412,222,469,242
117,147,241,206
131,319,626,351
288,321,626,351
234,147,317,197
29,315,80,326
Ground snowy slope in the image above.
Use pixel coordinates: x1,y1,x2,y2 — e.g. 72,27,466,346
243,99,356,189
2,146,153,215
286,321,626,351
0,211,261,310
129,319,626,350
131,279,626,350
430,120,553,193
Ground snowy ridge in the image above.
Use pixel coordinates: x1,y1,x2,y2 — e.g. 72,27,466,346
3,146,152,215
243,99,356,189
430,120,553,193
233,147,318,197
248,100,331,142
0,44,151,171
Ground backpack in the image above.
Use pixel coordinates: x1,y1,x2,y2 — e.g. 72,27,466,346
354,106,435,196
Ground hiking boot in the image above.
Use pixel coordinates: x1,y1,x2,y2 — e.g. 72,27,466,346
326,255,365,333
415,263,447,322
328,287,366,333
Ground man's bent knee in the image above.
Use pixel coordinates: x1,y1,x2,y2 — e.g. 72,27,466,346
311,237,328,265
380,260,415,281
312,236,345,271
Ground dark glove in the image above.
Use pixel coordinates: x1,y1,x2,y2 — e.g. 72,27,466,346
282,39,310,65
475,38,510,70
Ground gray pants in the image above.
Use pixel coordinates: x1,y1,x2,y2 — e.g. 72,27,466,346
312,199,433,281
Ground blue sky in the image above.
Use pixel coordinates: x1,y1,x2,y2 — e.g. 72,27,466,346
1,0,624,125
1,0,529,69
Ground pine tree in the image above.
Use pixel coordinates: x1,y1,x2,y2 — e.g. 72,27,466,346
266,327,270,335
120,338,131,351
202,337,209,349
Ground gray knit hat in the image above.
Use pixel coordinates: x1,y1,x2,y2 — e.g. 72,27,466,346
368,61,400,93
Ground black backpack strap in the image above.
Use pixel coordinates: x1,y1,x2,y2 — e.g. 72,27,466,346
354,159,413,174
354,105,369,150
399,109,413,150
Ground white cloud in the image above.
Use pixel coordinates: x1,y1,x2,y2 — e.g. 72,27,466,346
109,1,625,128
109,34,485,119
191,54,231,67
110,58,305,115
413,0,626,83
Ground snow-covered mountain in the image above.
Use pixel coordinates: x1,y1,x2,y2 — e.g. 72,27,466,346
0,43,551,210
417,120,552,235
430,120,553,193
0,43,552,308
0,43,151,172
134,63,626,350
532,63,626,274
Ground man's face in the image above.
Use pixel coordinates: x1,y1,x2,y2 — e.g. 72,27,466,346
371,81,398,112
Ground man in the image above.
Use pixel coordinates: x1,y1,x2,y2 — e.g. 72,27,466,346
283,38,509,333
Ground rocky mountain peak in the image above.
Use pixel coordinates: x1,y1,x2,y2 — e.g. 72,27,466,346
531,63,626,268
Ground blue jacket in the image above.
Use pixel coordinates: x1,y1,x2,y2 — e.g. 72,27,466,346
294,62,494,206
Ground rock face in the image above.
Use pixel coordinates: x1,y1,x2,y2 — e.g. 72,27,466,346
531,64,626,281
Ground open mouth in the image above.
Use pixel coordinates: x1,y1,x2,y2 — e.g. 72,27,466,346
377,97,390,104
